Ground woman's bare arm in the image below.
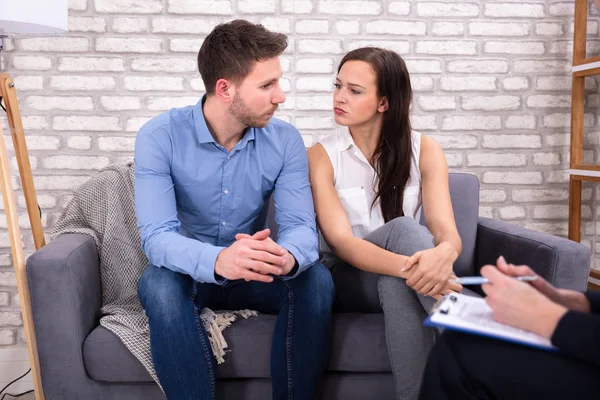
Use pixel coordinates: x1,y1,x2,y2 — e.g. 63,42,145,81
308,143,411,278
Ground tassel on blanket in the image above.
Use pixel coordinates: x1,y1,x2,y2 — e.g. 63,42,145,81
200,308,259,364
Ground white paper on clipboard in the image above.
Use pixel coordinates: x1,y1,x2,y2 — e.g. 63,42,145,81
425,292,556,351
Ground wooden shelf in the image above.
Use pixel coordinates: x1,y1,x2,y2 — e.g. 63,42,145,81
568,0,600,290
569,170,600,182
573,63,600,77
573,55,600,77
571,164,600,171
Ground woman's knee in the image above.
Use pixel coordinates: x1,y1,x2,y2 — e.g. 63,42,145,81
387,216,434,253
387,216,427,234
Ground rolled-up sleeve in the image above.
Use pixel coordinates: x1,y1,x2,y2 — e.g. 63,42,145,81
274,129,319,279
134,128,225,284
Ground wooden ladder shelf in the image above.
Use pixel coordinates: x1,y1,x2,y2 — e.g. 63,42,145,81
568,0,600,285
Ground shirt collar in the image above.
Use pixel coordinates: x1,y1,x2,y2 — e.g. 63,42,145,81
192,96,214,144
239,127,256,148
339,125,355,152
339,125,371,166
192,95,256,146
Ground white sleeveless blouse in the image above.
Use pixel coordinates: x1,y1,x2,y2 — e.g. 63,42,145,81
317,126,423,255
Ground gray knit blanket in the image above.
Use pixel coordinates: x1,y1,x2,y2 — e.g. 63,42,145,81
51,163,257,388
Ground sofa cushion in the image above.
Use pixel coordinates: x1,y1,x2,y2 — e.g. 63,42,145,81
83,313,391,382
420,173,479,277
215,374,395,400
83,325,150,382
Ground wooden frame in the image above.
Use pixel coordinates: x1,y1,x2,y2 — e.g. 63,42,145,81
0,73,45,399
568,0,587,242
569,0,600,290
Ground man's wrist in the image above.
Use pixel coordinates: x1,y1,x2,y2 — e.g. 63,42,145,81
283,251,299,276
211,247,228,284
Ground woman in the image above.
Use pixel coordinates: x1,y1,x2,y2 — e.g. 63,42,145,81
420,257,600,399
307,47,463,400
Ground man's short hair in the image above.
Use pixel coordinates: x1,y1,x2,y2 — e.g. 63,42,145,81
198,19,288,95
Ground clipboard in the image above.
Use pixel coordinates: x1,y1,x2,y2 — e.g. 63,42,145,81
425,292,557,352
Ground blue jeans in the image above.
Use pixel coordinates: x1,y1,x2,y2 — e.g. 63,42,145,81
138,262,334,400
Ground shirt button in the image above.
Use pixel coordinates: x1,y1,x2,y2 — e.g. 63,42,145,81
223,189,229,194
221,221,226,226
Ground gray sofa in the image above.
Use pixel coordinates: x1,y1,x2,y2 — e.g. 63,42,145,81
26,173,590,400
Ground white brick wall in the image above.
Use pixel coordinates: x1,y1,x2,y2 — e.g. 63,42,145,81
0,0,598,347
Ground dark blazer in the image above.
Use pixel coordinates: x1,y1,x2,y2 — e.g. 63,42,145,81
551,292,600,367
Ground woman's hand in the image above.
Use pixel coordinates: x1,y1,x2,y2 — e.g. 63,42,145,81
495,256,590,313
428,273,462,300
481,265,567,339
402,241,458,297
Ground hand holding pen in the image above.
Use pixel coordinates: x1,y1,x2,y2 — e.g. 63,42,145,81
477,257,569,339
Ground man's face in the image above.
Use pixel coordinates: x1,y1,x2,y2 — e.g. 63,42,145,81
228,57,286,128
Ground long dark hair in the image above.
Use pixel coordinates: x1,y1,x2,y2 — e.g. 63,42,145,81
338,47,413,222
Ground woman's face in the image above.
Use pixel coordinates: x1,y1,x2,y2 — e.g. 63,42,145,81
333,60,385,127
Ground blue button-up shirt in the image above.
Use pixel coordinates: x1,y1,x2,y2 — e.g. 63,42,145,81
134,99,318,284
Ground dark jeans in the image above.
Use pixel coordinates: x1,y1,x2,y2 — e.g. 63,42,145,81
419,330,600,400
138,262,334,400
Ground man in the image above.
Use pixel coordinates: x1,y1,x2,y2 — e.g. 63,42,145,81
134,20,334,400
419,256,600,400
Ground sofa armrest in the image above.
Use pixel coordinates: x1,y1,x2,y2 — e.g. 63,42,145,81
26,233,101,392
475,218,590,291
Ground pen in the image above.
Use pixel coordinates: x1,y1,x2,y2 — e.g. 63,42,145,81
449,275,538,285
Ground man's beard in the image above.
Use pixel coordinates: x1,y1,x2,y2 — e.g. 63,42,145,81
229,92,276,128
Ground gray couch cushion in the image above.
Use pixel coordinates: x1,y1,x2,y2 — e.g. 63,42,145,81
83,313,391,382
83,326,150,382
215,375,395,400
420,173,479,277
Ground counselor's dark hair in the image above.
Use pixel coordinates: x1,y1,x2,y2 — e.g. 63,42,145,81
338,47,413,222
197,19,288,95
